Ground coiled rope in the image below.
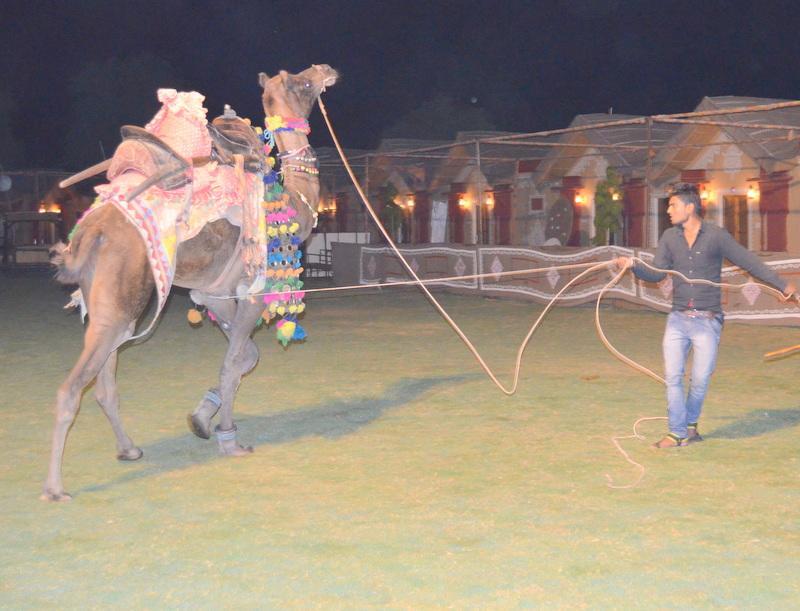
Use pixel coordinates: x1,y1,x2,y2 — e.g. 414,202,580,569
595,258,797,488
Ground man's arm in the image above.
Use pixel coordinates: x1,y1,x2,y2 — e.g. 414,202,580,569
629,235,672,282
720,230,794,296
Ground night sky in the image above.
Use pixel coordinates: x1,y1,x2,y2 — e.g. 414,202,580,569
3,0,800,170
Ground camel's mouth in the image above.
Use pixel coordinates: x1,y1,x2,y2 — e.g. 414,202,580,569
311,64,339,90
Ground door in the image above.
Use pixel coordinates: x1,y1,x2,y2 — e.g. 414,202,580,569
447,193,465,243
657,197,671,238
493,189,512,245
723,195,748,246
430,200,448,243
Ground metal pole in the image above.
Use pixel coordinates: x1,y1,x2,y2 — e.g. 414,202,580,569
476,140,482,245
645,117,653,248
364,155,370,243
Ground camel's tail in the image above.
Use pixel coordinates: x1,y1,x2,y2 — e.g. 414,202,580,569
50,223,102,285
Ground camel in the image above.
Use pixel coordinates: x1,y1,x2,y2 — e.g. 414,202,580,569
42,64,339,501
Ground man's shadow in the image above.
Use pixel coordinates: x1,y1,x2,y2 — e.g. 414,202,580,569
77,374,473,496
706,408,800,439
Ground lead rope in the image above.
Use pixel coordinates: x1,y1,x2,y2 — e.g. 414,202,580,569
318,96,799,488
319,96,616,395
597,258,798,488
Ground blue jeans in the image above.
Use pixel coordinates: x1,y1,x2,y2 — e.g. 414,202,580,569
662,311,723,438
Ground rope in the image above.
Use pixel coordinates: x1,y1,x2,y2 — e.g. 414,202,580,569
302,260,602,295
316,95,800,488
604,416,667,489
318,95,617,395
208,258,610,300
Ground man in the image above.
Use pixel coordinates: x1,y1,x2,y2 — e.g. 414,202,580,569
614,183,796,448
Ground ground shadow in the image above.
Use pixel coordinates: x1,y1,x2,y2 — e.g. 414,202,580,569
77,374,473,495
706,407,800,439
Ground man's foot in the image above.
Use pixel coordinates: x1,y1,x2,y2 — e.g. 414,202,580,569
686,425,703,444
653,434,687,448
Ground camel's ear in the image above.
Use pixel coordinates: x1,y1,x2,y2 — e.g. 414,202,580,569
279,70,289,81
258,72,270,88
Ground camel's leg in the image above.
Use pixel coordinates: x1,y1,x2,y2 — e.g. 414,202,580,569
187,294,260,439
95,326,143,461
42,319,133,502
44,204,153,501
214,298,263,456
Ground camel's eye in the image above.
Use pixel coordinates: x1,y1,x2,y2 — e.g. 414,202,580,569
303,80,311,89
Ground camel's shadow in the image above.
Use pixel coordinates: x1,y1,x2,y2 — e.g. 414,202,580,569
77,374,473,495
706,408,800,439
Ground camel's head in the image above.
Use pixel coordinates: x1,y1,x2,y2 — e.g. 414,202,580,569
258,64,339,119
258,65,339,241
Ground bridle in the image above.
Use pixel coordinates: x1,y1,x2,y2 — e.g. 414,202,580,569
278,145,319,176
261,114,320,225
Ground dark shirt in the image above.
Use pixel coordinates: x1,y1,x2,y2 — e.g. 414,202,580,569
632,221,787,313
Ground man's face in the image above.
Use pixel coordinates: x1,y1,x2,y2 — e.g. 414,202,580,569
667,195,694,226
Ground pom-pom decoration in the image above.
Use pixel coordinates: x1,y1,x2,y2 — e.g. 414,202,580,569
258,123,308,346
187,308,204,325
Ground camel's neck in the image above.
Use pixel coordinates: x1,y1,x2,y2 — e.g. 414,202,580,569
274,129,320,209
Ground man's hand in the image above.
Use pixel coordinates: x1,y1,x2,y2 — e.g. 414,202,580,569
610,256,633,273
781,281,799,303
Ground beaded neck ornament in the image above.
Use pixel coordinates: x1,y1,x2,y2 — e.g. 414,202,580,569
256,116,311,346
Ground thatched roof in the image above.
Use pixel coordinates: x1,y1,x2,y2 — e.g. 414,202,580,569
650,96,800,181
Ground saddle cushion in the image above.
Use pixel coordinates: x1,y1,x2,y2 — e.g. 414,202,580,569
145,89,212,159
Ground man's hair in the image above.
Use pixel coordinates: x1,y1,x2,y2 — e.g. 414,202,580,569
668,182,704,217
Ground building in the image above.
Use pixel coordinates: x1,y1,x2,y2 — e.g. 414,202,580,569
514,114,679,247
315,97,800,253
648,96,800,252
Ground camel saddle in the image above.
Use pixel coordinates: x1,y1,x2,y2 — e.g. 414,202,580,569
109,119,264,181
108,125,191,192
208,113,265,172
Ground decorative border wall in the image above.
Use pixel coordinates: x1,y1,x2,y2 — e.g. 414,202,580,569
360,246,478,289
340,244,800,325
477,246,637,302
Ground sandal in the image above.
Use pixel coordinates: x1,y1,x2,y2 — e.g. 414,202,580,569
686,424,703,444
653,434,687,448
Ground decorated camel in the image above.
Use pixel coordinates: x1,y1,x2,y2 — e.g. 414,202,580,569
42,64,339,501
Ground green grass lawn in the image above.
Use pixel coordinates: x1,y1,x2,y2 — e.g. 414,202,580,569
1,273,799,607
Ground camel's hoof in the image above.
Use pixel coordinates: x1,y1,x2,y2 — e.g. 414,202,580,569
117,447,143,461
188,389,221,439
215,424,253,456
187,412,211,440
220,444,254,457
40,490,73,502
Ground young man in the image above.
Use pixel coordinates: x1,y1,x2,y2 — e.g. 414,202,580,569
614,183,796,448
